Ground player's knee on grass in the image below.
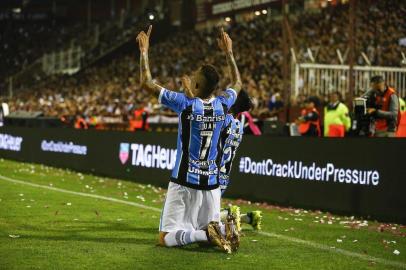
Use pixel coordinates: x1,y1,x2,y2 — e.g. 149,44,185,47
159,231,168,246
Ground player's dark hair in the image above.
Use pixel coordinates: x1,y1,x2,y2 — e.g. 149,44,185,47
370,75,384,84
199,64,220,98
304,96,320,107
231,90,253,114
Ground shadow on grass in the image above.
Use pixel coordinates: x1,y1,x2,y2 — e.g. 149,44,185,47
1,220,230,254
18,220,157,234
150,242,226,254
16,234,157,245
1,221,158,245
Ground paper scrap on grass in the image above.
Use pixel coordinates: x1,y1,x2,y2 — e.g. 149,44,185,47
136,195,146,202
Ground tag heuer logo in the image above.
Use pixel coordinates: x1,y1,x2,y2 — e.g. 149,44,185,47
119,143,130,164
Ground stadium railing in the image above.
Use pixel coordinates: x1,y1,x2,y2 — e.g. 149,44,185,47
292,62,406,98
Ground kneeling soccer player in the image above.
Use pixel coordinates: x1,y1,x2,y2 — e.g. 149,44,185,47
217,90,263,233
185,89,263,240
137,26,242,253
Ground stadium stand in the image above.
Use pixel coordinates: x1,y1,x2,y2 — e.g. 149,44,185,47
3,0,406,129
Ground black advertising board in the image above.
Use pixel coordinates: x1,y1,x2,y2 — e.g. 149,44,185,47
0,127,405,223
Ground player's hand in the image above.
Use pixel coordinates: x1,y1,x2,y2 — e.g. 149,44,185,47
296,117,305,124
181,75,194,98
136,25,152,53
367,108,376,114
217,28,233,53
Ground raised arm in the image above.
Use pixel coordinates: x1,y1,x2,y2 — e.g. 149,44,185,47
136,25,162,95
181,75,195,98
218,28,242,93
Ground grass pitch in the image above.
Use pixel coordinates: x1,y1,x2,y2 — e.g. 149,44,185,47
0,158,405,270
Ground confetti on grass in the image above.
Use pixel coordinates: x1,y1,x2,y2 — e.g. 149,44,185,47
136,195,145,202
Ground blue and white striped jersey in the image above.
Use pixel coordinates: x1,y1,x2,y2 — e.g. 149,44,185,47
159,88,237,190
218,114,244,194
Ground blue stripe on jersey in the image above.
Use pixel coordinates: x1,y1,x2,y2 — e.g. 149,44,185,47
172,112,183,178
207,99,225,186
186,100,203,186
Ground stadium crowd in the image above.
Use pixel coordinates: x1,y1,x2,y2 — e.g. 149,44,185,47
0,19,86,79
3,1,406,130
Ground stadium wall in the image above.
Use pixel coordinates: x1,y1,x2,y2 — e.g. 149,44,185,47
0,127,405,223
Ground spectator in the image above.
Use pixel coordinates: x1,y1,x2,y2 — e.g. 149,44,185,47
296,97,321,137
268,89,284,118
323,92,351,137
365,75,401,137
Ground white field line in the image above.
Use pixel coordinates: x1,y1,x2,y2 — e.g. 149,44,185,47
0,174,405,269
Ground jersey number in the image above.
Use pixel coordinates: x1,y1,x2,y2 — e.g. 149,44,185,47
200,131,213,160
220,146,233,173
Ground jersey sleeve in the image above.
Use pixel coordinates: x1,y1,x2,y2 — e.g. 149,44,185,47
158,88,188,113
223,114,233,128
218,88,237,110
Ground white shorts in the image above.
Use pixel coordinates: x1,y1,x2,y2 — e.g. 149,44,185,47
159,182,221,232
